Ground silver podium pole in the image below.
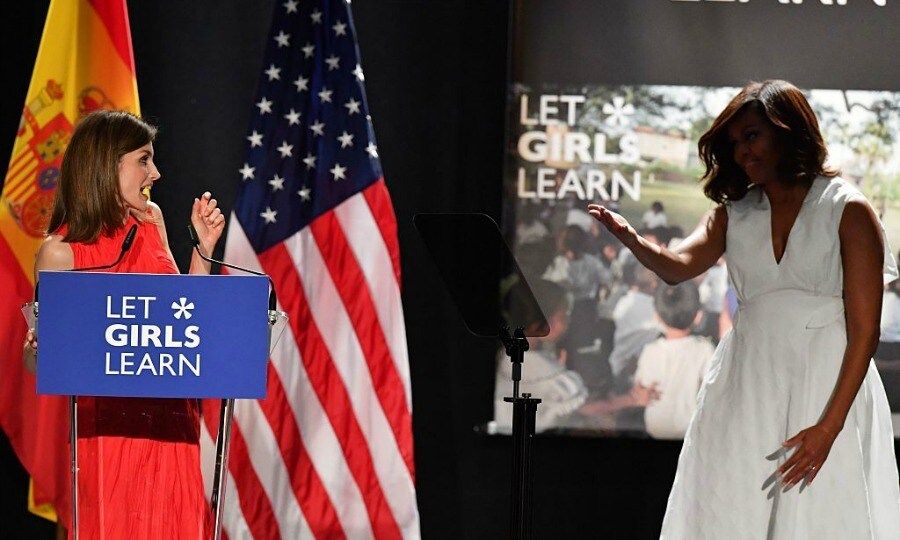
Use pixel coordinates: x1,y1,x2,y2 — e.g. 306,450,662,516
209,308,285,539
210,397,235,540
69,395,79,540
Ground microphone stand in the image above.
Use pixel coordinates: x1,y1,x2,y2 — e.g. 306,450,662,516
187,224,277,315
187,224,277,540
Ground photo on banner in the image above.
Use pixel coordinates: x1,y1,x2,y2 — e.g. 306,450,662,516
493,0,900,439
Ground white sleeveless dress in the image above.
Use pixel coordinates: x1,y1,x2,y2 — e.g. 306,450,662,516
660,176,900,539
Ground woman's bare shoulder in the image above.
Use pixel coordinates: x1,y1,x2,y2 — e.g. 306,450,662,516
701,204,729,236
35,235,74,275
838,198,880,240
712,203,728,222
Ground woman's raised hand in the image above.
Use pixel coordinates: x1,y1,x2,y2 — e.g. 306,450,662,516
191,192,225,254
587,203,637,246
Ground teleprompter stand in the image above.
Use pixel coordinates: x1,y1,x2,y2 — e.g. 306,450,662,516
415,213,549,540
501,326,541,539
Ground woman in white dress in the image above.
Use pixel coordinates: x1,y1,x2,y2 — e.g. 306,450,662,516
588,80,900,539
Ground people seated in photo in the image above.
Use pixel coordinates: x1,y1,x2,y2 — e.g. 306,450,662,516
875,265,900,412
876,271,900,362
516,201,550,247
493,280,588,434
542,224,611,302
607,264,662,382
541,226,611,388
642,200,668,229
633,281,715,440
695,256,729,344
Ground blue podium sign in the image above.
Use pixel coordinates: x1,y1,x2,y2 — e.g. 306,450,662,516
36,271,269,399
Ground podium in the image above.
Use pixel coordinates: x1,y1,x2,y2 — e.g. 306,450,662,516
29,271,285,539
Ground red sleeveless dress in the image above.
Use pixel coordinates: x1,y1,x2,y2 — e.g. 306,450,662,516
58,213,209,538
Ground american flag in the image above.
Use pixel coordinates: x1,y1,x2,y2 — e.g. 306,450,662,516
199,0,419,537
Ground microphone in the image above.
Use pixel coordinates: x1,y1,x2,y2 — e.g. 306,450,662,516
187,224,278,312
72,224,138,272
33,223,138,308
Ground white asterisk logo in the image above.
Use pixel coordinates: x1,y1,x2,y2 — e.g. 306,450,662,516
172,297,195,320
602,95,635,127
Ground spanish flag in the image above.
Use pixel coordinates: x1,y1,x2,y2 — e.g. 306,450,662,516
0,0,140,527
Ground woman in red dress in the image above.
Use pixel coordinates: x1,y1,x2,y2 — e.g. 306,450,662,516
22,110,224,538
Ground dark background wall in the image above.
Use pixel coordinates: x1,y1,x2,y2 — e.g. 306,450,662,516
16,1,900,539
514,0,900,90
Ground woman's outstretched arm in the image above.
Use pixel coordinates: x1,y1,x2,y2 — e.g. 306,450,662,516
587,203,727,285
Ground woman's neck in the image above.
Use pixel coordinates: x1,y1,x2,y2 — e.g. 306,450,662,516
126,206,149,224
760,177,812,205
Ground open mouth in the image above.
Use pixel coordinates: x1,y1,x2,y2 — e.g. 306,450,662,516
140,185,151,200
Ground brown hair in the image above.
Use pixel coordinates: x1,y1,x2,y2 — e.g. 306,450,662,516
698,80,838,204
47,110,157,242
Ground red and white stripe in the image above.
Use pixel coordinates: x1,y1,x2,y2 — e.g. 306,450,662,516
202,180,419,539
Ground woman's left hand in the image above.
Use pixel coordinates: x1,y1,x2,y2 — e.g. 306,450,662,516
191,191,225,254
779,423,839,487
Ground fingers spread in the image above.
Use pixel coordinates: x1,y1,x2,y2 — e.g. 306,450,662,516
787,461,816,487
778,444,804,475
779,443,822,486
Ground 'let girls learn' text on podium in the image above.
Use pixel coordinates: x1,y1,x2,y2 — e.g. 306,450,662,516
33,271,282,540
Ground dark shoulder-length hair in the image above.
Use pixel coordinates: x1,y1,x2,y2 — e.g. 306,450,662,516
47,110,157,242
698,80,839,204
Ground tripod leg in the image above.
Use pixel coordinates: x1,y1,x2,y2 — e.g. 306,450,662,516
521,398,539,538
210,398,235,540
506,396,540,540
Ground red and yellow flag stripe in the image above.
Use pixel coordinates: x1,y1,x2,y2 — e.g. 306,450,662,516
0,0,140,525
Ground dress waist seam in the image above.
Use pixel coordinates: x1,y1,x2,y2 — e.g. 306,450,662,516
737,290,841,310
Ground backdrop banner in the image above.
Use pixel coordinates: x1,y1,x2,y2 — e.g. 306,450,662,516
496,0,900,439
